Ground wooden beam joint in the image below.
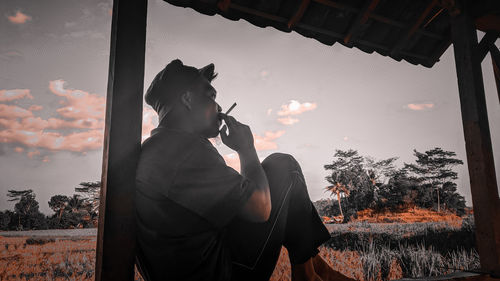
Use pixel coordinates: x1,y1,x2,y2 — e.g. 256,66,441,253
288,0,311,29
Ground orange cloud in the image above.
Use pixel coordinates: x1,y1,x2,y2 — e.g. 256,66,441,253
141,106,158,142
277,116,299,125
277,100,317,116
0,104,33,119
0,89,33,102
49,80,106,120
254,130,285,151
223,153,240,173
28,105,43,111
407,103,434,111
7,11,32,24
0,82,158,159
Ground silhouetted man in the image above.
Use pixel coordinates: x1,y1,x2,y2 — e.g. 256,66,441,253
135,59,356,281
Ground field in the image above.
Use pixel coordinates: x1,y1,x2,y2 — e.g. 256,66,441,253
0,218,478,281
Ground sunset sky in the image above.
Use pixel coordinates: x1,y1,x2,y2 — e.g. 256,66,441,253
1,0,499,215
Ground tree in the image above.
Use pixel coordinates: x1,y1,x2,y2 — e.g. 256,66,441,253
403,147,464,212
375,168,419,211
324,149,374,221
325,183,350,217
363,156,399,187
0,210,11,230
441,181,466,216
67,194,86,214
7,189,47,230
74,181,100,215
48,195,70,221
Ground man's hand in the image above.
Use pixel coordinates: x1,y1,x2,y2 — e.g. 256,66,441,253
218,113,254,152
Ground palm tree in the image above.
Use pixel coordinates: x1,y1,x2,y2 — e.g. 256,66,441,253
325,182,350,217
67,194,86,214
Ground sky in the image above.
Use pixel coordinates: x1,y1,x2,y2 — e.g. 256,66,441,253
1,0,499,216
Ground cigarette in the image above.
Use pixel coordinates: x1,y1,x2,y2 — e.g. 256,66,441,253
225,102,237,115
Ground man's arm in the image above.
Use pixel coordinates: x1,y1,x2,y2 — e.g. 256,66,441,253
218,112,271,223
237,147,271,222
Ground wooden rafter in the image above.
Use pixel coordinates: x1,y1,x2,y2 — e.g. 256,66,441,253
477,31,499,62
217,0,231,13
288,0,311,29
312,0,444,40
343,0,380,47
220,2,435,65
390,0,439,58
490,44,500,104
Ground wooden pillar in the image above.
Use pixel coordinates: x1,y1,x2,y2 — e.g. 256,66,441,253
95,0,148,280
450,2,500,276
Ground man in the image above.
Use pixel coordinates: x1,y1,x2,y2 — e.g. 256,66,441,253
135,59,355,281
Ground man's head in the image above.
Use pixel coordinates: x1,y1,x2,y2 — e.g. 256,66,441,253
145,59,222,138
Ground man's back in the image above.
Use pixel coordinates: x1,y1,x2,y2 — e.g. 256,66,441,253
135,127,256,281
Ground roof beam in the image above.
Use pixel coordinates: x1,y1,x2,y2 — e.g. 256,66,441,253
490,44,500,104
312,0,444,40
390,0,439,59
288,0,311,29
217,0,231,13
343,0,380,47
224,1,434,66
477,31,499,62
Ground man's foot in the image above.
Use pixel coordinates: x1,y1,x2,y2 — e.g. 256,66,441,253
312,253,357,281
291,257,324,281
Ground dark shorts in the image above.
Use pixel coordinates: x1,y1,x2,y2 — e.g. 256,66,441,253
226,152,332,281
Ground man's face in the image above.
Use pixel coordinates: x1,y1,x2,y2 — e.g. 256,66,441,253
189,77,222,138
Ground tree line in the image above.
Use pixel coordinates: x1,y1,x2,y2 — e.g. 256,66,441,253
0,181,100,231
315,147,467,222
0,146,468,230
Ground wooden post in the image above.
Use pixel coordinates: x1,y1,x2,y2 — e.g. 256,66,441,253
95,0,148,280
450,1,500,276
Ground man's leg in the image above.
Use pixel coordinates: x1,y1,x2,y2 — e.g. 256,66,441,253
226,152,331,281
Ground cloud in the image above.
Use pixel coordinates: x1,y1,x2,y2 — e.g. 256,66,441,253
406,103,434,111
223,153,240,173
0,89,33,102
28,105,43,111
254,130,285,151
0,81,158,160
277,116,299,125
0,104,34,119
277,100,317,116
49,80,106,120
7,11,32,24
0,50,24,62
141,106,158,142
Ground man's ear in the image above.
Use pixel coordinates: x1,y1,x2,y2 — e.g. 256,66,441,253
180,91,192,111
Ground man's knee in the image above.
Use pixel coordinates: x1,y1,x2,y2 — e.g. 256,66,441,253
262,152,299,171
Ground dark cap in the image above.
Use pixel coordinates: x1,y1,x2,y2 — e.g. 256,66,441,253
145,58,216,116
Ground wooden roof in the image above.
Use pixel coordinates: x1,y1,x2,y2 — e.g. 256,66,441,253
164,0,500,68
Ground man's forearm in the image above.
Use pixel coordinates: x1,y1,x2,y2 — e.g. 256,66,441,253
238,148,271,207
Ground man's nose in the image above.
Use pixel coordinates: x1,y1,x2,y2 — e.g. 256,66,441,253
216,104,222,113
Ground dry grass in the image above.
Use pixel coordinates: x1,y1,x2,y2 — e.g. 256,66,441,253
0,236,361,281
352,206,463,227
0,219,477,281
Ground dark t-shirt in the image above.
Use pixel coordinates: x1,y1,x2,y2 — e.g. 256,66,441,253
135,126,257,281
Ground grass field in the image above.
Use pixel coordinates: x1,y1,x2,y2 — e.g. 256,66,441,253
0,218,478,280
